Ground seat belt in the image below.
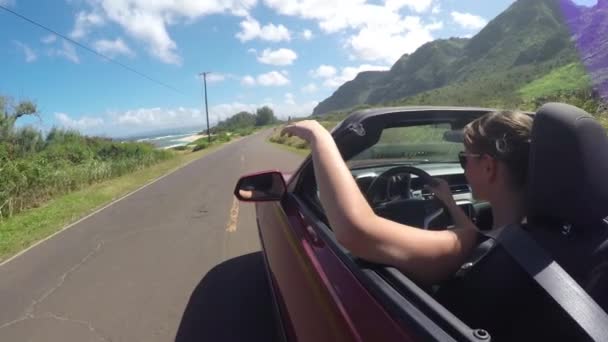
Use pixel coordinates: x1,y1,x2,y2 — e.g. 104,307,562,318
495,224,608,341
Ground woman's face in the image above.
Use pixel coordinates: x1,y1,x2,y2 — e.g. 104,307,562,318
463,146,491,201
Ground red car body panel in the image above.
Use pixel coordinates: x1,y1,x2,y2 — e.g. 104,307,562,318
256,193,421,341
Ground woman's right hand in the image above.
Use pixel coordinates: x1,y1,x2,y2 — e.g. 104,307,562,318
281,120,328,144
425,178,455,206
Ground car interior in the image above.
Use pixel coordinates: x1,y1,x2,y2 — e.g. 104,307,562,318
432,103,608,341
295,103,608,341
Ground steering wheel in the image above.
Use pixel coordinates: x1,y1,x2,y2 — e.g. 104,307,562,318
366,166,445,229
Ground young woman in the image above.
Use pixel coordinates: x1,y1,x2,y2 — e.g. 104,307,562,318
281,111,533,285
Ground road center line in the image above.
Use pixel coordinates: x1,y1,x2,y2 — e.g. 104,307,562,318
226,197,239,233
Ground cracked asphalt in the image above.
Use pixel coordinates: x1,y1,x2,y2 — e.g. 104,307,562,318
0,129,304,342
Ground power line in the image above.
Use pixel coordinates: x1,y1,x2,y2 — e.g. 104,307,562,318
0,4,187,96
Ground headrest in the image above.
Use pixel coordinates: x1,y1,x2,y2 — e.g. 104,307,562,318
527,103,608,226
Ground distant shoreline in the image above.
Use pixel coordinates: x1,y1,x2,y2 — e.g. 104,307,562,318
161,133,219,149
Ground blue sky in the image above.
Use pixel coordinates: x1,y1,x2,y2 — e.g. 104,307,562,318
0,0,596,137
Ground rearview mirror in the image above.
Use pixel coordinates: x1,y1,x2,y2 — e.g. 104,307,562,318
234,171,286,202
443,129,464,143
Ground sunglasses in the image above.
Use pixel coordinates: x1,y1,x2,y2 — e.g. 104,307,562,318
458,151,482,169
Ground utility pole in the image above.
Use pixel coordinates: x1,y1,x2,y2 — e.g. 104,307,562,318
199,72,211,143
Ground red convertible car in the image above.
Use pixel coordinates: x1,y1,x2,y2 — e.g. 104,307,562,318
234,103,608,341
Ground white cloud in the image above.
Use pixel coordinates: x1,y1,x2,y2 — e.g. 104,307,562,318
70,11,105,39
64,99,318,136
301,83,318,93
264,0,434,33
239,71,290,86
55,113,104,130
257,71,290,86
312,64,389,88
14,41,37,63
241,75,256,86
264,0,442,63
384,0,433,13
431,4,441,14
264,0,385,33
56,107,206,136
257,48,297,66
301,29,313,40
426,21,443,31
94,0,257,64
209,103,258,121
0,0,14,7
310,65,337,78
236,17,291,42
202,73,230,83
50,41,80,63
348,16,443,63
114,107,202,127
93,38,135,58
41,34,57,44
451,11,487,30
211,100,317,120
284,92,295,105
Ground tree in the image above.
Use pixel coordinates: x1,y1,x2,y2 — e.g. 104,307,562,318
255,106,277,126
0,96,38,143
211,111,256,133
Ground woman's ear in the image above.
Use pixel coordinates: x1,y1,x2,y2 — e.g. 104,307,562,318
482,155,498,183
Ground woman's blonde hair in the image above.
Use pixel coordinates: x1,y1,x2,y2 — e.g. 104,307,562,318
463,111,533,187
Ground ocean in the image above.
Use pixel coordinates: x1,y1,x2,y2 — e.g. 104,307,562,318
123,128,204,149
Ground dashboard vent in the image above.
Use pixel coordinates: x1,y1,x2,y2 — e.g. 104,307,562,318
421,184,470,196
450,184,471,194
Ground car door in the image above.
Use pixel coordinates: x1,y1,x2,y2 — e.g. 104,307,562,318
255,188,357,341
256,165,421,341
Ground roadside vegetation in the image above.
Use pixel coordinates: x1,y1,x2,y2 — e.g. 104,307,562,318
268,121,338,153
0,96,173,220
179,106,282,152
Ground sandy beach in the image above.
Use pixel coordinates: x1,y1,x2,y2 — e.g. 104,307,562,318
176,133,208,143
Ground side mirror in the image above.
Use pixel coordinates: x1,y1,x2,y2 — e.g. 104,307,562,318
234,171,286,202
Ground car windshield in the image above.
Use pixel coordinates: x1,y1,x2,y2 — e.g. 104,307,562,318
349,123,462,166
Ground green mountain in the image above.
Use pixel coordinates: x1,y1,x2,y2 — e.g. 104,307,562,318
312,0,587,116
311,70,386,117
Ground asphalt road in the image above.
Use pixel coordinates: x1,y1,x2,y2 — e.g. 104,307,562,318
0,129,304,342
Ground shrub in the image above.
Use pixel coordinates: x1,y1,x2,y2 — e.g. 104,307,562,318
0,126,173,218
192,141,209,152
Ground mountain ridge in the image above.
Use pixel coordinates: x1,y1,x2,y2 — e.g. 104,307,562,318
312,0,589,116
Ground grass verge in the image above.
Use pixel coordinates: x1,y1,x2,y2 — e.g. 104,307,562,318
0,141,231,262
267,122,337,155
269,141,311,157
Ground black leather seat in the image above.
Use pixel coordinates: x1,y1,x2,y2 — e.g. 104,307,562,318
525,102,608,311
435,103,608,341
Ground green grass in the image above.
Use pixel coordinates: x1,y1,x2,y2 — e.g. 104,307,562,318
267,122,338,152
269,141,310,156
0,141,231,262
518,63,591,100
